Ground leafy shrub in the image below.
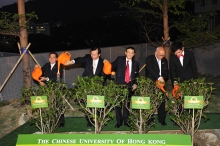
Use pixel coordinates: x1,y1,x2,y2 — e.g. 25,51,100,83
73,76,128,134
21,81,73,133
128,76,165,134
167,78,213,135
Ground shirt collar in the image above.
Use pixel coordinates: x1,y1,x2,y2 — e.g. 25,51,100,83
126,58,131,62
182,51,185,55
93,58,99,63
155,55,160,62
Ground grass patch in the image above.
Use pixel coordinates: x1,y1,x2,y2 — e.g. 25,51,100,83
1,113,220,146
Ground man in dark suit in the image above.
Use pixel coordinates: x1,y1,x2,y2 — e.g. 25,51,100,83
65,47,105,77
170,41,198,84
112,46,139,128
40,52,65,127
65,47,106,127
40,52,63,83
145,46,169,126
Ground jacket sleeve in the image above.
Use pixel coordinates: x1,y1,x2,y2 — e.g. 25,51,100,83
169,55,177,82
111,57,119,72
133,61,139,85
41,63,47,77
74,54,90,64
190,51,198,79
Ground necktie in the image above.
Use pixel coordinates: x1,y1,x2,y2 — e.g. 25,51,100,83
93,60,96,74
177,54,184,58
51,64,53,70
125,61,130,83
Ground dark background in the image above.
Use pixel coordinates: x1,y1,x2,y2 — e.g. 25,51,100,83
0,0,193,53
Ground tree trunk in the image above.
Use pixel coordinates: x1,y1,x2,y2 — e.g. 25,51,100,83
163,0,170,64
17,0,31,88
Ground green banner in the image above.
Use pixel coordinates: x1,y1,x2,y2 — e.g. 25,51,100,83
132,96,150,109
184,96,204,109
87,95,104,108
31,96,48,109
16,134,191,146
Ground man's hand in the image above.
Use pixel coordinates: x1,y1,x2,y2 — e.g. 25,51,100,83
34,64,40,68
174,81,178,85
132,84,137,91
158,77,165,83
103,59,108,63
40,77,48,81
65,60,74,66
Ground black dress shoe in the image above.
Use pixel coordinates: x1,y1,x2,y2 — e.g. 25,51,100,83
114,124,122,128
124,123,130,127
159,122,167,126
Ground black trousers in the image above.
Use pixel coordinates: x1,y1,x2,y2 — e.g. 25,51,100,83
59,114,65,123
158,94,166,123
115,98,131,125
115,83,133,125
85,115,93,126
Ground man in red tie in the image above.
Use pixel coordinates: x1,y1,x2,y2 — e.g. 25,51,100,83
112,46,139,128
170,41,198,84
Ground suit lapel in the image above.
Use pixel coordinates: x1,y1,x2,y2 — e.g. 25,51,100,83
173,55,184,71
88,57,93,74
153,56,160,73
95,59,102,75
161,58,165,75
131,59,138,80
131,59,135,78
183,51,190,69
122,57,126,78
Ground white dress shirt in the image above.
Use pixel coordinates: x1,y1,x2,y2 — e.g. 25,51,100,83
179,51,184,66
93,58,99,74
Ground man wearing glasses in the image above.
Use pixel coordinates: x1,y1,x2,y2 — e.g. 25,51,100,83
145,46,169,126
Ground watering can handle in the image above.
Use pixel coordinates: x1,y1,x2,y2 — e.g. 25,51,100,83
64,52,71,57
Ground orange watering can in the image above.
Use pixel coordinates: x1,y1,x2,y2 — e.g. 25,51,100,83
172,85,181,99
57,52,71,73
32,65,44,85
103,61,112,75
156,80,166,93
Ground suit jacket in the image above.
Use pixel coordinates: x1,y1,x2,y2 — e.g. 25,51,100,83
74,54,105,77
112,56,139,85
170,50,197,83
41,61,63,82
145,55,169,82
